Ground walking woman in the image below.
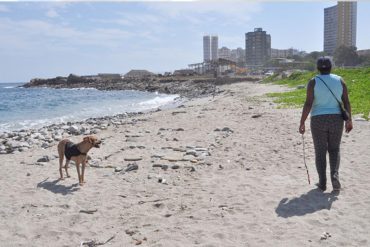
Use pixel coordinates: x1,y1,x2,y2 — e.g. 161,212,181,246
299,57,353,191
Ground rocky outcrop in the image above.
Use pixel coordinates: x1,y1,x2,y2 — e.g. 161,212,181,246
23,74,260,98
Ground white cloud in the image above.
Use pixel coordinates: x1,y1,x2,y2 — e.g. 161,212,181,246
144,2,261,19
0,4,10,12
0,17,150,52
46,9,59,18
41,2,72,19
100,13,163,27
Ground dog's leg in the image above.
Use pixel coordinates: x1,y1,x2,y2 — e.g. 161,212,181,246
59,153,64,180
64,160,70,178
76,162,82,185
81,159,86,184
58,141,67,180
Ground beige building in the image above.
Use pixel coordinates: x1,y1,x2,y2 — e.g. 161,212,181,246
324,1,357,55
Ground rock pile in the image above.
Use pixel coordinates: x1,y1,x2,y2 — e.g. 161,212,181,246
0,113,139,155
24,75,260,98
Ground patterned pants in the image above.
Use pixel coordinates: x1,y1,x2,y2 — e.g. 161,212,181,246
311,114,344,189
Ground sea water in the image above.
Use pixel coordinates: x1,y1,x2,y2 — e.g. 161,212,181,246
0,83,179,132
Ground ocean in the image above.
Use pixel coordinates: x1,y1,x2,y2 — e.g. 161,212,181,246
0,83,179,133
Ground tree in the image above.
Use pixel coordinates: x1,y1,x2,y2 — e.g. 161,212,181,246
333,46,360,67
359,54,370,67
304,51,327,62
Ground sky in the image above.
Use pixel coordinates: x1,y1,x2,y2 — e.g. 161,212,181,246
0,1,369,83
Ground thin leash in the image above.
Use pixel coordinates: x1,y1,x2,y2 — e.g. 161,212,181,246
301,134,311,184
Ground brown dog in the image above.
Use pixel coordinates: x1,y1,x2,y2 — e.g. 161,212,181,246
57,135,101,185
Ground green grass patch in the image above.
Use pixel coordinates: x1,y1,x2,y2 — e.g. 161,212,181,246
265,68,370,119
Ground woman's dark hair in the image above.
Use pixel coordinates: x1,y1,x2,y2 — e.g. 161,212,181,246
317,57,332,74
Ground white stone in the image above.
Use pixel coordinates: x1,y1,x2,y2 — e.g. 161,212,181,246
68,125,80,133
7,141,21,148
54,136,63,141
19,142,30,148
40,130,48,136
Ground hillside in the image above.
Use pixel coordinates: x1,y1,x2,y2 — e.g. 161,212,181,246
265,68,370,120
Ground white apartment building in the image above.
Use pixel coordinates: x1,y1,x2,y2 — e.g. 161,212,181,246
203,35,218,62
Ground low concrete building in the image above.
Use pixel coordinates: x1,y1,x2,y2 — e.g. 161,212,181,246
124,70,155,78
97,73,122,80
357,49,370,56
173,69,197,76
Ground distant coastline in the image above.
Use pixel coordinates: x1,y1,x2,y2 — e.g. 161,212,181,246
23,74,261,98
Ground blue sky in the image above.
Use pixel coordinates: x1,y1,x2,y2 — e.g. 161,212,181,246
0,1,369,82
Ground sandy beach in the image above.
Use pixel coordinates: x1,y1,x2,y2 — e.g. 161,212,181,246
0,81,369,247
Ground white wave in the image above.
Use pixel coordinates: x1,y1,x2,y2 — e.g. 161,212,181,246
0,92,180,133
59,87,98,91
0,116,76,132
3,86,15,89
138,95,179,107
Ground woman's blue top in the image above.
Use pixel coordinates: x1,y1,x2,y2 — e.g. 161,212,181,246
311,74,343,117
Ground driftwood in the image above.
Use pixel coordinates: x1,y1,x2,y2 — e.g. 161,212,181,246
81,235,115,247
79,209,98,214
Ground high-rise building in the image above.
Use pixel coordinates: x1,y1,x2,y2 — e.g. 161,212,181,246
245,28,271,66
324,1,357,55
211,36,218,61
324,5,338,55
203,35,218,62
203,36,211,62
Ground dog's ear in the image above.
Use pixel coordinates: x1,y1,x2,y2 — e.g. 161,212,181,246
83,136,92,143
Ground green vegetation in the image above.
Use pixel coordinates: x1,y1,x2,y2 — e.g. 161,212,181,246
265,68,370,120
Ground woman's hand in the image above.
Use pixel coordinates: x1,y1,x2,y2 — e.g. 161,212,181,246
299,123,305,134
345,120,353,133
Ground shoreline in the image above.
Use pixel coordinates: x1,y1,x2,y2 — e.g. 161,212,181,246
0,94,187,155
1,76,248,154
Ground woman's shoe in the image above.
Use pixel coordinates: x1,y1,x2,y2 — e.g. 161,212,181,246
315,183,327,191
332,180,341,191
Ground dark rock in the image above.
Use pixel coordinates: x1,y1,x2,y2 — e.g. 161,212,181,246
37,156,50,163
125,163,139,172
221,127,233,133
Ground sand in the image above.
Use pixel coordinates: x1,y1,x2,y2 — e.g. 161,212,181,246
0,81,369,247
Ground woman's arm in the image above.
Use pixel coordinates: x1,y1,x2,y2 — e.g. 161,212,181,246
341,78,353,133
299,79,315,134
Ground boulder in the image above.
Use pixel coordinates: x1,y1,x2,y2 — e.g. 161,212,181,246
68,125,80,134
